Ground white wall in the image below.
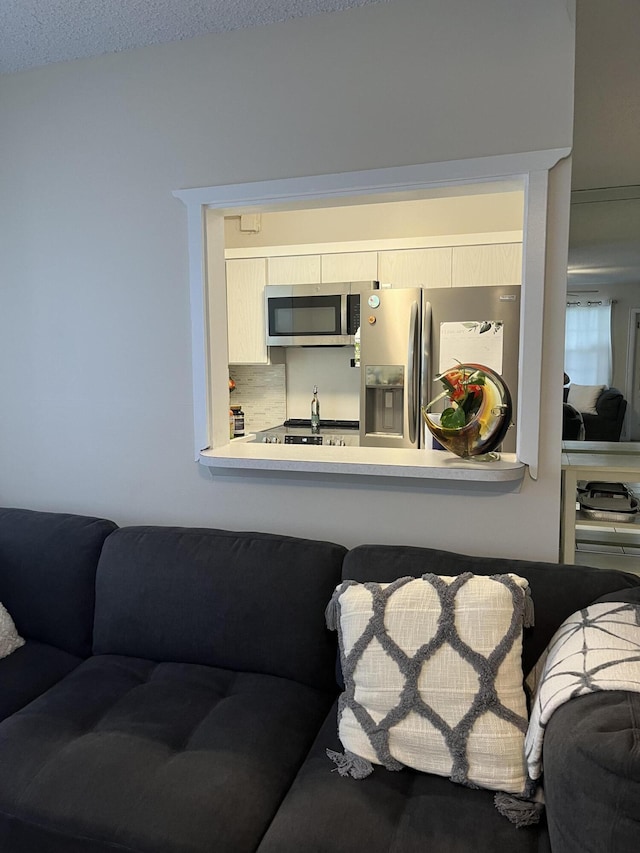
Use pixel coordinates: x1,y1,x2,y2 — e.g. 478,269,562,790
0,0,574,559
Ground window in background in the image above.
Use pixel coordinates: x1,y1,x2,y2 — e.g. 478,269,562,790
564,300,612,385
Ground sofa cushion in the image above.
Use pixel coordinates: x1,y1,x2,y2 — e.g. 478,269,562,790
0,508,117,657
341,545,640,677
0,640,82,722
567,383,606,414
257,700,551,853
0,654,335,853
328,574,531,793
93,526,346,691
0,601,24,659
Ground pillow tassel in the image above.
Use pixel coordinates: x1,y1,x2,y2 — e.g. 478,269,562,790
524,588,535,628
326,749,373,780
493,792,543,827
325,590,341,631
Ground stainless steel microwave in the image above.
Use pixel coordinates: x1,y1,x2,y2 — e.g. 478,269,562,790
265,281,378,346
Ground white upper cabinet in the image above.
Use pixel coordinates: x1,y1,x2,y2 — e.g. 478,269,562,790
452,243,522,287
267,255,321,285
377,248,452,289
226,258,268,364
226,240,522,364
321,252,378,283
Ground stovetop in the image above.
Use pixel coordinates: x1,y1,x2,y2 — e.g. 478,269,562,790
250,419,359,446
284,419,359,431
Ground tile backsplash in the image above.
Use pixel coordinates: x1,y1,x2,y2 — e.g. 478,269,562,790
285,347,360,421
229,365,286,433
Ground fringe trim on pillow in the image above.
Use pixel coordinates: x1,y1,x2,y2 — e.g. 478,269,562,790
494,792,544,827
524,588,535,628
326,749,374,779
324,589,341,631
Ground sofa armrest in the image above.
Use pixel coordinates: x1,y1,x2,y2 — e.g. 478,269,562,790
533,587,640,852
543,690,640,853
582,387,627,441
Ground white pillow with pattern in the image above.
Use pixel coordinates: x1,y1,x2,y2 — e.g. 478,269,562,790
326,573,533,794
0,602,25,659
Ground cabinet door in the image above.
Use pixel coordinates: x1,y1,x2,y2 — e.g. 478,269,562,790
377,249,452,288
452,243,522,287
267,255,321,285
226,258,268,364
321,252,378,283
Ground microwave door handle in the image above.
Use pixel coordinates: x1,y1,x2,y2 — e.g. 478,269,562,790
407,300,419,445
341,293,348,336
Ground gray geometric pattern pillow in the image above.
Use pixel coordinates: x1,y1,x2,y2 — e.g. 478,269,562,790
525,600,640,782
326,573,533,794
0,601,25,659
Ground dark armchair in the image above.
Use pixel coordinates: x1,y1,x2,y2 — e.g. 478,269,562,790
563,385,627,441
582,386,627,440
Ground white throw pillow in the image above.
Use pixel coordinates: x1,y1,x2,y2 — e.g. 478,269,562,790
567,384,606,415
327,573,533,794
0,602,25,659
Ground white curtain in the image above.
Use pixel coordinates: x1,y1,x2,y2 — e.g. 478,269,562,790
564,301,612,386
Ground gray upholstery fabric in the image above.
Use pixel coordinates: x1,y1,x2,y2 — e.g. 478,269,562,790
93,526,346,691
0,655,335,853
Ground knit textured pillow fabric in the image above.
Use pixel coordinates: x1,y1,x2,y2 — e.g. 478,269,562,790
0,601,25,659
326,573,533,794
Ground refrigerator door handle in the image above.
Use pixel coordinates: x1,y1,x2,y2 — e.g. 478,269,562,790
407,300,419,445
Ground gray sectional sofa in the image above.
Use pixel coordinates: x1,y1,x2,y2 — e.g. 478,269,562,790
0,506,638,853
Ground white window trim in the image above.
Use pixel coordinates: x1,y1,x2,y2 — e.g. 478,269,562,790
174,149,570,481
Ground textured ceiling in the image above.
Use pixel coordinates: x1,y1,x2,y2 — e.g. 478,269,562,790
0,0,388,74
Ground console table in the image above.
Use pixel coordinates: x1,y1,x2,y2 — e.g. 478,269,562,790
561,442,640,563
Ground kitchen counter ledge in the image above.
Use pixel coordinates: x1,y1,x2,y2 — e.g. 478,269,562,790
199,441,525,484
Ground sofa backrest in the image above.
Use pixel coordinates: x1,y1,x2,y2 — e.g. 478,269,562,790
0,507,117,657
341,544,640,676
93,526,346,691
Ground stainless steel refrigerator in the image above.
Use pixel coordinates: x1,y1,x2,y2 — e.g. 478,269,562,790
359,286,520,451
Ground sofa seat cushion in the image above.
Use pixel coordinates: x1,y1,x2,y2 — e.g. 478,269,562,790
257,702,550,853
0,655,335,853
0,640,81,722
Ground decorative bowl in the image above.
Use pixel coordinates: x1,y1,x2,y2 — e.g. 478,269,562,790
422,363,512,459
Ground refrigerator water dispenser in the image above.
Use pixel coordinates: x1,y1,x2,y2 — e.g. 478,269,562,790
363,366,405,438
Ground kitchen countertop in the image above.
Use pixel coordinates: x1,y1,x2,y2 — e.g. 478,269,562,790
200,438,525,484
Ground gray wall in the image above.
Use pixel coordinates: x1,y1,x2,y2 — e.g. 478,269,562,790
0,0,575,559
573,0,640,191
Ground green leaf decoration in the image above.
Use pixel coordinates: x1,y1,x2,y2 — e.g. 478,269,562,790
440,406,467,430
